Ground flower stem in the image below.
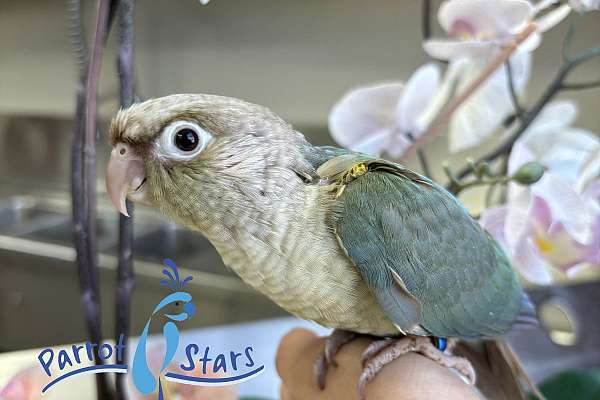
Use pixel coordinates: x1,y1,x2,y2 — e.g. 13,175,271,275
422,0,432,40
560,79,600,91
454,176,512,195
505,58,525,121
400,22,538,163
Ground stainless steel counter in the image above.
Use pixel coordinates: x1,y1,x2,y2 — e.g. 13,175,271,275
0,193,285,352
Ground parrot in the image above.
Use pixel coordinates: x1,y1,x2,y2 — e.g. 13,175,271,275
106,94,539,399
132,259,196,399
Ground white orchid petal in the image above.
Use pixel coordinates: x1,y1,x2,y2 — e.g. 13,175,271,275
508,140,537,175
532,173,595,245
535,4,572,32
385,134,414,158
505,188,534,251
544,225,590,268
536,128,600,184
416,59,468,133
449,51,531,152
423,39,496,60
520,100,578,141
534,0,560,14
514,237,555,284
396,63,440,134
351,128,396,156
438,0,533,38
479,206,510,246
329,82,404,152
577,146,600,192
565,262,591,279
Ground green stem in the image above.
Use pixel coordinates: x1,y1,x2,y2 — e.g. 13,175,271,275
454,176,512,195
560,79,600,91
505,59,525,120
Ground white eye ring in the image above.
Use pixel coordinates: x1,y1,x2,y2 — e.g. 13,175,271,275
156,120,212,161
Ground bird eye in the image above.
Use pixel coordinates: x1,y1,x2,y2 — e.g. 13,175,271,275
174,129,199,152
174,302,180,307
157,120,212,160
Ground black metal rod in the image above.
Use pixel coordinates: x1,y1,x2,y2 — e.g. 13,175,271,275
114,0,136,399
70,0,114,398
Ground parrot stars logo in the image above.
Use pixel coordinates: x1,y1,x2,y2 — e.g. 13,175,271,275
36,259,264,398
132,259,197,399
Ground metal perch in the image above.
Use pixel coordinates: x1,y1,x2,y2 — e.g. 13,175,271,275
69,0,115,398
114,0,136,399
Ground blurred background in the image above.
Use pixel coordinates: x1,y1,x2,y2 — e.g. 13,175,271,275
0,0,599,388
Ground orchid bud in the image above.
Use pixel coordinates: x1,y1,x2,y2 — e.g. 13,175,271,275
475,162,491,179
512,162,545,185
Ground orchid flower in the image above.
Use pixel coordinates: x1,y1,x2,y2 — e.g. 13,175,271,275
447,51,531,152
421,0,535,152
421,0,574,153
423,0,536,61
535,0,599,17
481,101,600,284
506,101,600,198
329,63,441,158
423,0,572,60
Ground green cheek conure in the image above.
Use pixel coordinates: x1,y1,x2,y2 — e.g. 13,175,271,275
106,94,538,399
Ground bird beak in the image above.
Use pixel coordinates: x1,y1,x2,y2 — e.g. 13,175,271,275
183,302,196,318
106,143,146,217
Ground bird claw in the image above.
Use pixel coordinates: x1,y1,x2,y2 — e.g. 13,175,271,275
360,338,394,366
357,336,476,400
313,330,358,390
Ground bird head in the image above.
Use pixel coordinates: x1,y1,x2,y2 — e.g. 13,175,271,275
153,259,196,322
105,94,317,231
152,292,196,323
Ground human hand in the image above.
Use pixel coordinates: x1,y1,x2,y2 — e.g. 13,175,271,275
276,328,481,400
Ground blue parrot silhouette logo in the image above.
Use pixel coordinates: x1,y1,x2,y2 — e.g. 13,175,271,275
132,259,196,399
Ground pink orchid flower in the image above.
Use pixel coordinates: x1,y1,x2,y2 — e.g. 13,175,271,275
421,0,573,153
424,0,536,60
536,0,599,16
328,63,442,158
481,101,600,284
423,0,572,61
422,0,537,153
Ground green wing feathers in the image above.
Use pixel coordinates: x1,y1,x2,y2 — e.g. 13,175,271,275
320,154,535,338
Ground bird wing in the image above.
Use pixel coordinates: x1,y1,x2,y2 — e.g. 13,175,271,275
318,153,531,338
161,321,179,372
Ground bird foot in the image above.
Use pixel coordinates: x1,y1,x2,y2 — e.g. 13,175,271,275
357,336,476,400
314,329,359,390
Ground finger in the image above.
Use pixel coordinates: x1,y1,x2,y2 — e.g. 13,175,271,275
366,352,482,400
277,330,481,400
280,382,292,400
279,331,372,399
276,327,319,384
